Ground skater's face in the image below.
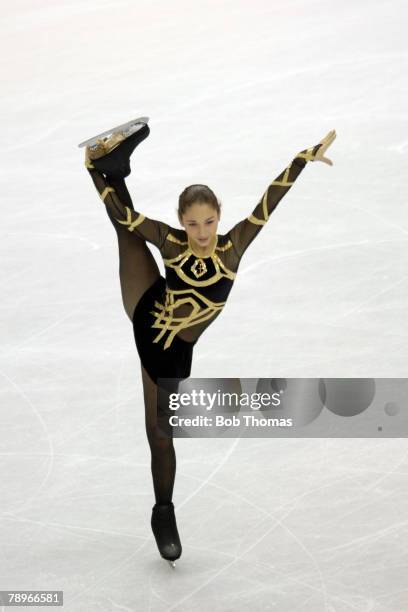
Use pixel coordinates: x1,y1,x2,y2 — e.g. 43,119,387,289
180,202,220,250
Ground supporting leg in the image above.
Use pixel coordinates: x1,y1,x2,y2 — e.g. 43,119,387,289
141,364,176,504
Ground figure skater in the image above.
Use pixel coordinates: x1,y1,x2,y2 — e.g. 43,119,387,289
81,119,336,567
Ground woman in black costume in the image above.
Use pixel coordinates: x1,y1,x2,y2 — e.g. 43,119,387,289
83,120,336,567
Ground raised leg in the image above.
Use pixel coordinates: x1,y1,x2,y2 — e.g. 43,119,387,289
85,123,159,321
89,170,161,321
111,180,160,321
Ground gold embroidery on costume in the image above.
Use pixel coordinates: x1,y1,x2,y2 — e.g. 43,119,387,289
216,240,233,252
150,288,227,350
163,249,236,287
100,186,115,202
248,189,268,225
295,147,316,162
247,162,295,225
191,258,207,278
114,205,146,231
166,233,188,245
150,233,236,348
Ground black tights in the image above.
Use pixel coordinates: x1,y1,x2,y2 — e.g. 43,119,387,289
141,365,177,504
96,175,177,504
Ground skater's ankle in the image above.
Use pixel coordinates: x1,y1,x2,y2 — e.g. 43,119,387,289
153,501,174,508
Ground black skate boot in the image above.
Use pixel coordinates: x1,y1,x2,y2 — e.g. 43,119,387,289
151,501,182,568
87,122,150,179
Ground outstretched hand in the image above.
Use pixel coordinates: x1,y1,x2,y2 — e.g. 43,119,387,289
314,129,336,165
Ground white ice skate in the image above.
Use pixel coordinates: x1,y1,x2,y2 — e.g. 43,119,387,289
77,116,149,149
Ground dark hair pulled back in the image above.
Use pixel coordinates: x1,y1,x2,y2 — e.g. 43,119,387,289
178,184,221,219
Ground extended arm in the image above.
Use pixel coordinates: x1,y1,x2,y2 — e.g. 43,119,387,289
227,143,323,259
85,155,170,250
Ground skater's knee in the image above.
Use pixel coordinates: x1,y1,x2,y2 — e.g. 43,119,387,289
146,426,174,451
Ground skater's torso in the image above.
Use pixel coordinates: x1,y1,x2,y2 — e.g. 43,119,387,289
86,143,318,351
151,228,241,350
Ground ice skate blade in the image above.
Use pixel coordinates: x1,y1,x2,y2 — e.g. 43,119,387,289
78,116,149,148
167,560,176,569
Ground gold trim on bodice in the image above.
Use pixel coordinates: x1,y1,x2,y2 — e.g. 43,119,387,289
163,233,236,287
150,232,236,349
150,287,227,350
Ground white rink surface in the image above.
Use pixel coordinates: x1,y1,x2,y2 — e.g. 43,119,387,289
1,1,408,610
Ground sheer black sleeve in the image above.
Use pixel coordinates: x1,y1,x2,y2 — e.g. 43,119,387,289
226,143,323,259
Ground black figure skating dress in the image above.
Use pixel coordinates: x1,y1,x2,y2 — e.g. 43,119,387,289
88,143,322,385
